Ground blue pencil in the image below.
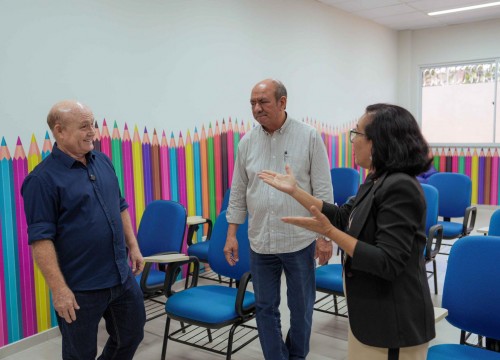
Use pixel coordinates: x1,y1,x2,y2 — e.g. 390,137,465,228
478,149,485,204
169,132,178,202
41,131,52,160
0,138,22,342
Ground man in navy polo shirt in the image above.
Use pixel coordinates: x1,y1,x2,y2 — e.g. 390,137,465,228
22,100,146,360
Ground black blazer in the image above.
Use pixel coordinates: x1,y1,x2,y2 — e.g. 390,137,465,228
323,172,435,348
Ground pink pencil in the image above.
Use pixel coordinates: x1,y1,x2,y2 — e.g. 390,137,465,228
452,148,459,173
121,124,136,231
465,148,472,178
177,132,187,208
160,131,170,200
492,149,499,205
227,118,234,187
13,138,37,337
100,119,112,159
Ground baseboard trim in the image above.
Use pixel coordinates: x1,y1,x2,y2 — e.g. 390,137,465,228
0,327,60,358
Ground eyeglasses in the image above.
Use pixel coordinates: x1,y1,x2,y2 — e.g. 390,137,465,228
349,129,366,143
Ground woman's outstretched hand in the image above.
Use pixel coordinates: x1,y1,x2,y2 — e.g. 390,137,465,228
282,205,335,237
258,164,297,195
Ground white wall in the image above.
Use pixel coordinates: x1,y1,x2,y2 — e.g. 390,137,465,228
397,19,500,122
0,0,398,147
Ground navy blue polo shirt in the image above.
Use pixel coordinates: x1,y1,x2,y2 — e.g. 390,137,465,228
22,144,130,291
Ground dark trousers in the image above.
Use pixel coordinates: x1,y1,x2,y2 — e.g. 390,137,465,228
250,242,316,360
57,271,146,360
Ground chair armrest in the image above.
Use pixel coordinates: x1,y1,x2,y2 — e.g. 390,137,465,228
186,218,213,246
163,256,200,297
140,251,184,291
235,271,255,317
462,206,477,236
426,224,443,261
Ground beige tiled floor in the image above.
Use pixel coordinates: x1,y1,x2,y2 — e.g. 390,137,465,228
1,205,496,360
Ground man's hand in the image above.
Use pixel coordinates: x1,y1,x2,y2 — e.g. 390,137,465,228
53,286,80,324
129,246,144,275
224,235,239,266
315,237,333,265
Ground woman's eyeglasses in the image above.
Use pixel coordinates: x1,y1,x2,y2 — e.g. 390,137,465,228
349,129,366,143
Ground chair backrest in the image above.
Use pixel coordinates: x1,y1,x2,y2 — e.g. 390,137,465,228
208,211,250,281
427,172,472,218
330,167,360,206
421,184,439,234
137,200,187,256
221,188,231,212
488,208,500,236
442,235,500,340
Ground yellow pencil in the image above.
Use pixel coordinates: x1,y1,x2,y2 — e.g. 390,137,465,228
132,126,145,229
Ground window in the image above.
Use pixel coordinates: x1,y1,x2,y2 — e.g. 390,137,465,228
420,60,499,144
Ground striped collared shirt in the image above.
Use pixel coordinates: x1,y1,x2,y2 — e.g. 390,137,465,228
226,117,333,254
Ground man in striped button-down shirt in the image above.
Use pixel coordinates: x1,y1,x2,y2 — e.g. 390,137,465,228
224,79,333,360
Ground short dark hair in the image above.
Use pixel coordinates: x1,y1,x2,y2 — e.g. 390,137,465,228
364,103,431,178
272,79,287,101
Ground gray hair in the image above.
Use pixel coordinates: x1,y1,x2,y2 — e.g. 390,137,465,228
271,79,287,101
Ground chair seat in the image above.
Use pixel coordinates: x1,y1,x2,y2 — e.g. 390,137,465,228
165,285,255,324
315,264,343,293
136,268,165,287
427,344,500,359
438,221,463,238
187,241,209,261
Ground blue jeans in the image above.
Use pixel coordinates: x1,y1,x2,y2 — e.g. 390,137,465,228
57,271,146,360
250,242,316,360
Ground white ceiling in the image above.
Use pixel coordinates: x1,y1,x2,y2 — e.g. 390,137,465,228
317,0,500,30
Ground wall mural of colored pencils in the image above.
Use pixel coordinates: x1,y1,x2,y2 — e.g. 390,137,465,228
2,118,500,347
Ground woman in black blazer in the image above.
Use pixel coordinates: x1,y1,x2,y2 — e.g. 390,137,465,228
259,104,435,360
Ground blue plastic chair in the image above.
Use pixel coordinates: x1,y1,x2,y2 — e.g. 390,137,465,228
187,189,230,259
427,173,477,253
488,209,500,236
161,211,257,360
187,189,231,284
314,263,346,317
421,184,443,294
427,236,500,359
331,167,359,255
135,200,186,319
330,167,360,206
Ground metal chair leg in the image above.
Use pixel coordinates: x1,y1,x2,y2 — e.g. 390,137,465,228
161,317,171,360
433,259,438,295
226,324,238,360
333,295,339,315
